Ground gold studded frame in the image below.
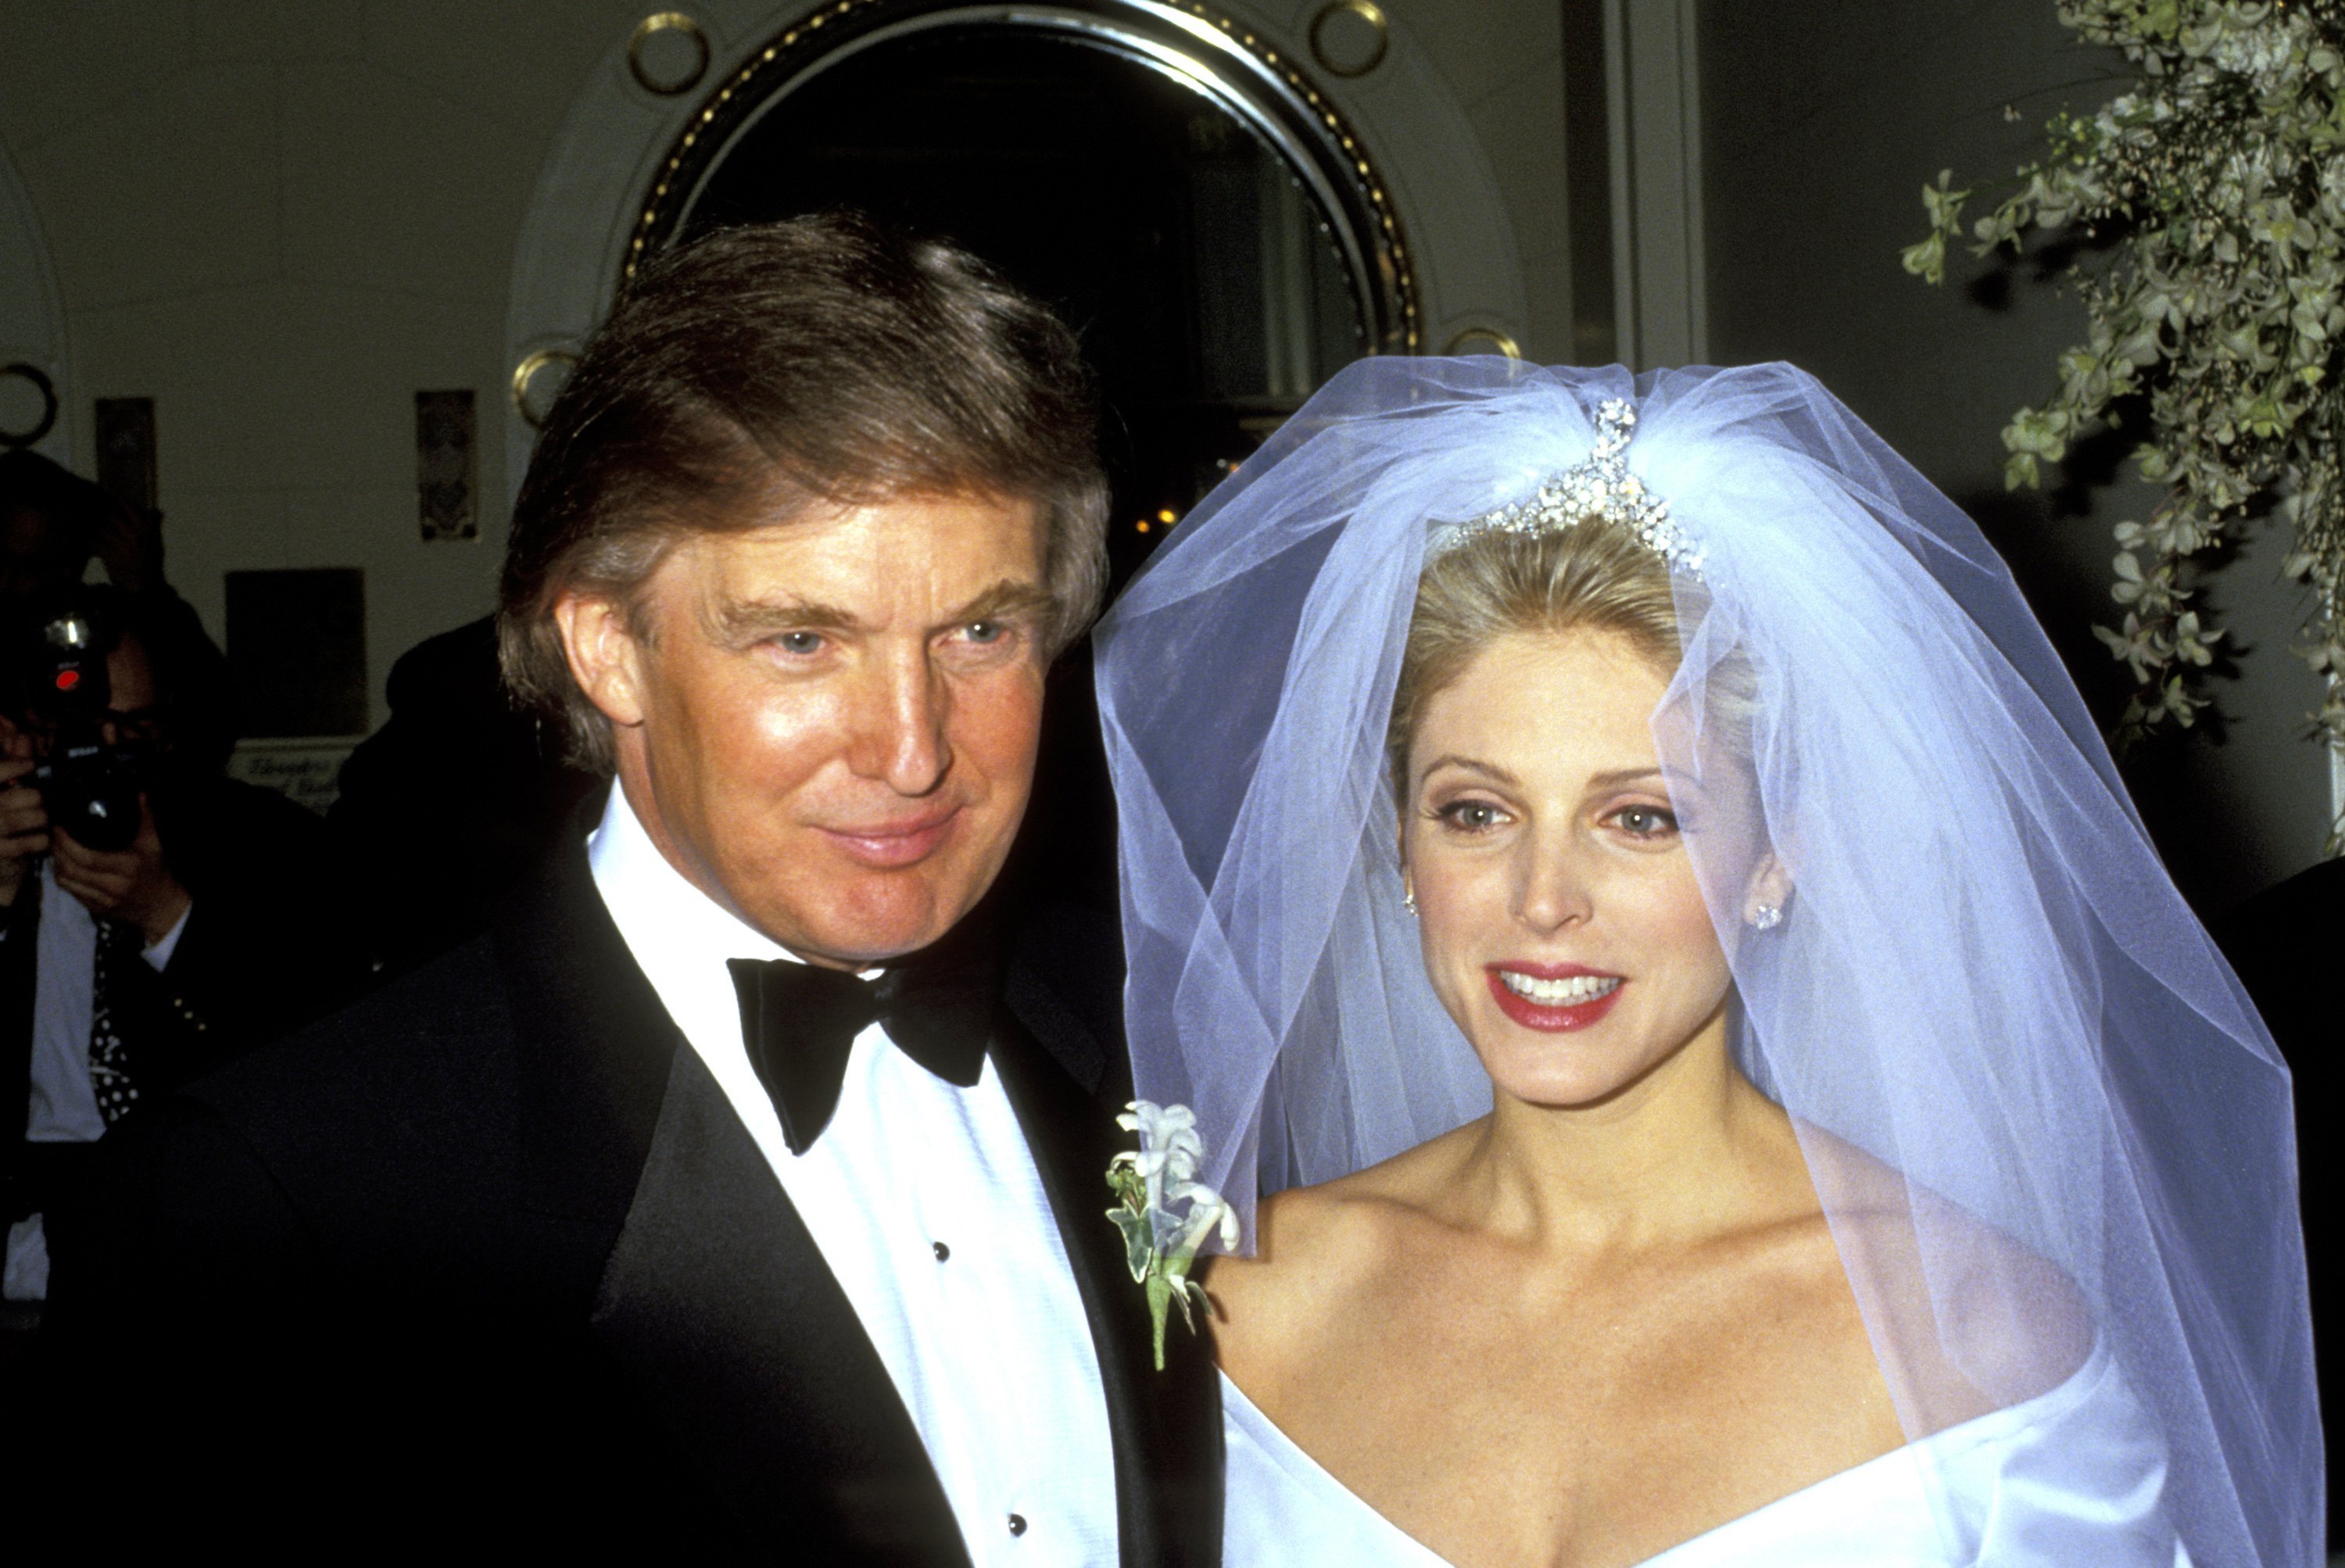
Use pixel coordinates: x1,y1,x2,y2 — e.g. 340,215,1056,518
621,0,1419,354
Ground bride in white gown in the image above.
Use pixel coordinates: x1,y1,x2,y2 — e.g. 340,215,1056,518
1092,362,2320,1566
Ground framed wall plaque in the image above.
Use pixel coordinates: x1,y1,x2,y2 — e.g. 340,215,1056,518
415,389,478,542
94,396,157,515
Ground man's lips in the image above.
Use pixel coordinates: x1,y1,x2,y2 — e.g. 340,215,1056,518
1484,961,1626,1032
816,806,962,868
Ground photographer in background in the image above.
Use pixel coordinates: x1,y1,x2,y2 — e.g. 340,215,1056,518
0,587,350,1305
0,448,230,770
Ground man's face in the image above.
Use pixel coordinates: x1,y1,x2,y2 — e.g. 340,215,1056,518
567,491,1053,968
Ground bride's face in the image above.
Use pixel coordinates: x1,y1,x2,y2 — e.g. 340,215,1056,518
1402,628,1732,1108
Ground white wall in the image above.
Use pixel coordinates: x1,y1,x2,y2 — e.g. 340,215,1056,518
0,0,1577,731
0,134,71,466
0,0,649,728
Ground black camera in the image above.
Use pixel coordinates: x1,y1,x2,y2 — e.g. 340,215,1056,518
16,602,148,853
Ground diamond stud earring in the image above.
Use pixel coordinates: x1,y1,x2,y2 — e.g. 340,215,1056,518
1403,886,1418,917
1746,903,1782,931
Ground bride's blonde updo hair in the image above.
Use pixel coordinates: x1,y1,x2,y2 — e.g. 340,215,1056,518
1385,517,1686,794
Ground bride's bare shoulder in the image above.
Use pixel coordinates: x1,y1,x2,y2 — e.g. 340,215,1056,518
1794,1122,2096,1423
1204,1124,1478,1355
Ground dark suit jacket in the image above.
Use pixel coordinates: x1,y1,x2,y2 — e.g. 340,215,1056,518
2,774,351,1229
325,615,599,977
31,839,1223,1562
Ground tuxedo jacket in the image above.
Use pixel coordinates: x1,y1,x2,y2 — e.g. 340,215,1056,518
32,840,1223,1563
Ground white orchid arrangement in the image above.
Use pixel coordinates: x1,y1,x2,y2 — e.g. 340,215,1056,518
1105,1100,1238,1371
1906,0,2345,822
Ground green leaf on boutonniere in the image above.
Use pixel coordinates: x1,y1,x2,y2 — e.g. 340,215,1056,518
1108,1205,1155,1283
1105,1100,1239,1369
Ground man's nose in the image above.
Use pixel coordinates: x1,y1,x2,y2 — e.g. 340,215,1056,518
848,648,953,796
1512,827,1595,933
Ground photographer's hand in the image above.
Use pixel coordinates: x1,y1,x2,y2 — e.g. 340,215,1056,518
0,743,51,909
54,795,190,948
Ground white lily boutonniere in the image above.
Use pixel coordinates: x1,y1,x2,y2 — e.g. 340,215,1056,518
1105,1099,1238,1370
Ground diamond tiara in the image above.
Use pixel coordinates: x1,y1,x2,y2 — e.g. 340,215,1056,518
1433,398,1703,575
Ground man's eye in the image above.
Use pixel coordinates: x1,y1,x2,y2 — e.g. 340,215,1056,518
775,631,825,656
964,620,1006,645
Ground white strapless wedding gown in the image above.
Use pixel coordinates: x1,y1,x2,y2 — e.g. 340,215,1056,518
1222,1343,2191,1566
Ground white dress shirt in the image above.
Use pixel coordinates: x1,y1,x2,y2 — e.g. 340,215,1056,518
587,787,1120,1566
5,858,190,1300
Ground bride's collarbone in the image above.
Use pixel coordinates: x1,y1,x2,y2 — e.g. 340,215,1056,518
1217,1186,1903,1568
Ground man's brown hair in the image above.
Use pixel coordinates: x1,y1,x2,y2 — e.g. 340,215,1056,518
497,213,1109,771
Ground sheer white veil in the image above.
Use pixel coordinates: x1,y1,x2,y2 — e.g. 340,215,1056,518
1094,359,2319,1564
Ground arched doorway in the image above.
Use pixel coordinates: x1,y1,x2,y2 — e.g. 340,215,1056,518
501,1,1534,894
505,1,1531,538
622,0,1417,578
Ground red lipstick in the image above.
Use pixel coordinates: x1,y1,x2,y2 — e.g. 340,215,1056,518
1484,962,1626,1032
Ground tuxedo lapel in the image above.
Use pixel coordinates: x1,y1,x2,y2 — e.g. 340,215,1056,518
997,925,1226,1568
499,840,679,1233
591,1042,974,1565
502,841,967,1561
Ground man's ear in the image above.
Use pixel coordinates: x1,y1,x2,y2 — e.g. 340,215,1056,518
553,593,650,729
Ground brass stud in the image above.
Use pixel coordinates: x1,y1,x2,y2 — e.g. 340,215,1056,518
1443,326,1521,359
0,361,59,449
627,12,712,96
1309,1,1389,79
511,348,581,427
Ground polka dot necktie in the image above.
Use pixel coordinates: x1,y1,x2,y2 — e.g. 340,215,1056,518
88,918,141,1125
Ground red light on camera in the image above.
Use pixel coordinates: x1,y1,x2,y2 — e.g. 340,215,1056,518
54,669,80,692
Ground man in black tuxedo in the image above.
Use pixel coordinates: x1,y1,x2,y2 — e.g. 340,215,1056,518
35,217,1221,1561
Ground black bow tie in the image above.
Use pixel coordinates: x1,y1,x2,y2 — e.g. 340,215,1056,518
727,924,998,1156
